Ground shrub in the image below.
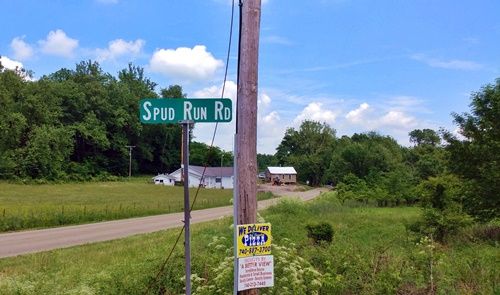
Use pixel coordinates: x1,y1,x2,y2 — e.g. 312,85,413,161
306,222,334,244
411,175,473,243
191,238,322,295
472,224,500,243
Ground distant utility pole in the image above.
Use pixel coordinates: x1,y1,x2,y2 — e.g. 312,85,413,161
236,0,261,294
125,145,135,177
221,153,224,189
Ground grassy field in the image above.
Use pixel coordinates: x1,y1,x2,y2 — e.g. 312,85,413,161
0,192,497,294
0,178,274,232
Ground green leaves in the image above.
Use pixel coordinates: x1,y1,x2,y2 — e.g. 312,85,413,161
445,79,500,221
20,125,74,179
0,61,192,179
276,121,335,185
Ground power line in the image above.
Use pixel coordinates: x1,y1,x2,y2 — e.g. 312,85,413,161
142,0,237,293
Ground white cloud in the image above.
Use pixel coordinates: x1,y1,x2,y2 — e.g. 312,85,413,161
192,81,237,151
411,54,483,70
191,81,283,154
379,111,417,129
345,102,370,123
262,111,280,124
0,56,35,81
39,29,79,58
96,39,144,61
258,93,271,108
149,45,223,82
258,108,285,154
10,37,34,60
294,102,337,125
257,93,284,154
0,56,24,70
193,80,237,100
344,102,418,131
339,99,425,146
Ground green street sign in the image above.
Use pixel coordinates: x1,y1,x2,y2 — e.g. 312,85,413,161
139,98,232,124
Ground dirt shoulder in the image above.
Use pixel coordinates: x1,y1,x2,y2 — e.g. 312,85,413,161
258,183,328,199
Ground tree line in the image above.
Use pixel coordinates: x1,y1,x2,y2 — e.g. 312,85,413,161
273,79,499,226
0,60,231,181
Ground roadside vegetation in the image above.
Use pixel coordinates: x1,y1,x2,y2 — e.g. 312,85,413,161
0,179,275,232
0,193,497,294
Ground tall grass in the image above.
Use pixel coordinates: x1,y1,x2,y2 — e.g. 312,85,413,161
0,181,275,232
0,192,497,294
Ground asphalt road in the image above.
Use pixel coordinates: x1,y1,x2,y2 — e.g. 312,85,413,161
0,187,326,258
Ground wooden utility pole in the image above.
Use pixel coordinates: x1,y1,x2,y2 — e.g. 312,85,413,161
236,0,261,294
125,145,135,177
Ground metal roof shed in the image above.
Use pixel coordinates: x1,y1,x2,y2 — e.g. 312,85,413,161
265,167,297,184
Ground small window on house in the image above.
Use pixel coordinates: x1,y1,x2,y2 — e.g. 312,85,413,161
215,177,222,183
160,179,164,183
289,174,291,179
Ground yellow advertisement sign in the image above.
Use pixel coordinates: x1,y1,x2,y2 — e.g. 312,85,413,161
237,223,272,258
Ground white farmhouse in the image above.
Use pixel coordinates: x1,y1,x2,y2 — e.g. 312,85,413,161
169,165,234,189
152,174,176,186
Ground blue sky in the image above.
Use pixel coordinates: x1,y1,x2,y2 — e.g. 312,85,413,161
1,0,499,154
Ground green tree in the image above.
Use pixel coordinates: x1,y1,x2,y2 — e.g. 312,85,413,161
190,141,233,167
411,175,473,243
257,153,278,171
20,126,74,179
161,85,186,98
409,128,441,146
326,132,403,183
276,121,335,185
404,144,447,181
443,79,500,220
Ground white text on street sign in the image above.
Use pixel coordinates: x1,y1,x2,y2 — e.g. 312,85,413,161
139,98,232,124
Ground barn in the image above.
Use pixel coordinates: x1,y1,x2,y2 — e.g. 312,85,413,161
169,165,234,189
265,167,297,184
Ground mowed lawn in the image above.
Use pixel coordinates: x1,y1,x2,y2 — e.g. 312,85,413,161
0,178,274,232
0,193,497,294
